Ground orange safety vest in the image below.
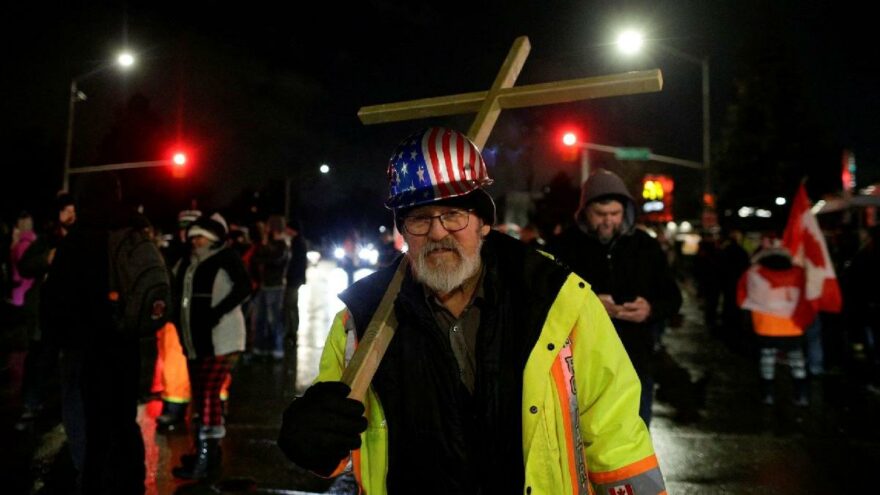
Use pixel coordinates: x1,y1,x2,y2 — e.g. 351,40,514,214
154,323,231,404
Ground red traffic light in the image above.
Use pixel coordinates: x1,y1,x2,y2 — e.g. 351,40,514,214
558,129,582,162
171,150,188,178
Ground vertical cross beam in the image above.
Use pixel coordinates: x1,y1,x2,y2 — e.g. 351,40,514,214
467,36,531,149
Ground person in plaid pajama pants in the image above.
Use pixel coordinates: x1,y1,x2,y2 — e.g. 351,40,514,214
171,213,251,479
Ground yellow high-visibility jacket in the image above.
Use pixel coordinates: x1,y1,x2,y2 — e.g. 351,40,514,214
316,272,666,495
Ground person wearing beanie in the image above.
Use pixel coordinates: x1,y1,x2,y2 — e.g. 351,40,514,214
154,211,236,433
549,169,684,426
278,128,665,495
169,212,251,479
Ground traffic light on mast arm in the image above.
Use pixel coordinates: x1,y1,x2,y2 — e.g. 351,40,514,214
169,146,191,178
560,129,581,162
171,151,187,178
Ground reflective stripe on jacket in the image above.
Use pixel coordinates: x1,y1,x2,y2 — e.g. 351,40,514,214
314,273,665,495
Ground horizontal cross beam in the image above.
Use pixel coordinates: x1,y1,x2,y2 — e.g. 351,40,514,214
358,69,663,125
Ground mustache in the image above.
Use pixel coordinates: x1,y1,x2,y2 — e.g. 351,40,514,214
418,237,462,257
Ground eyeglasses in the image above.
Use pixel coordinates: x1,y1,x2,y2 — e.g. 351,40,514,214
402,209,473,236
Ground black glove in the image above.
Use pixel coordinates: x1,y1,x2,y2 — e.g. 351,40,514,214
278,381,367,476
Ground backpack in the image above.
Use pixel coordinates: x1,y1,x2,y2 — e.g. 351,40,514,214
107,227,171,337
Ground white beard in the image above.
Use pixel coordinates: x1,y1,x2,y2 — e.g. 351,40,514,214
411,236,482,294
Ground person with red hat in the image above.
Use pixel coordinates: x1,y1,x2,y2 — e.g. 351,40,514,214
278,128,665,494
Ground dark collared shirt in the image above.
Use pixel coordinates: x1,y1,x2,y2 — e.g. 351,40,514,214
424,270,485,394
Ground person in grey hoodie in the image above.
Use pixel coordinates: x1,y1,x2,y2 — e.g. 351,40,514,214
549,170,682,426
171,212,250,479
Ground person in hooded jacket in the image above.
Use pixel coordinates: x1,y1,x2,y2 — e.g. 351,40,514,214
170,212,250,479
549,169,683,426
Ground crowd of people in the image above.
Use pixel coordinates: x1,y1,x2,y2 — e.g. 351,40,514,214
1,173,308,492
692,216,880,404
1,126,878,494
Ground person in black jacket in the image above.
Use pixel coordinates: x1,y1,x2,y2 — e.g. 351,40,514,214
283,218,307,347
717,228,751,353
15,193,75,428
845,225,880,388
550,170,683,426
42,174,146,494
170,212,251,479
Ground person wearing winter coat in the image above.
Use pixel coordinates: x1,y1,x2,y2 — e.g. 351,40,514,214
250,214,290,359
277,128,665,495
10,212,37,307
170,212,250,479
549,169,683,426
42,174,145,494
15,194,76,426
737,244,814,406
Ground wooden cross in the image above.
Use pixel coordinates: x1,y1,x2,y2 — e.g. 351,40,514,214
343,37,663,402
358,36,664,149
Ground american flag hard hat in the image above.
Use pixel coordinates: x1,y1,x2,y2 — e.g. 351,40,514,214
385,127,493,209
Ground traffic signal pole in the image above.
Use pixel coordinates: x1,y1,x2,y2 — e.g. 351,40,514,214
580,145,591,185
577,142,704,184
67,159,176,175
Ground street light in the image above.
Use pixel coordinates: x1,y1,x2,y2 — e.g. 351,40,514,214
615,31,711,196
62,50,136,192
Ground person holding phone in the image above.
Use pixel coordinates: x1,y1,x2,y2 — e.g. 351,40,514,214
550,170,682,426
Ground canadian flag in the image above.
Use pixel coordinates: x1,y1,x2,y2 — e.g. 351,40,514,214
608,484,634,495
737,263,815,329
782,183,843,313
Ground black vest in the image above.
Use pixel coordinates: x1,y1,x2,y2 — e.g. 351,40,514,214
340,231,568,495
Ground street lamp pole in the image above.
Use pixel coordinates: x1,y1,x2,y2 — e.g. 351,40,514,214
616,32,711,195
654,43,711,195
580,144,590,184
62,79,85,192
701,56,711,196
61,51,136,192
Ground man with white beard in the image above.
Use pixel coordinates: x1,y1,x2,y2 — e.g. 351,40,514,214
278,127,666,495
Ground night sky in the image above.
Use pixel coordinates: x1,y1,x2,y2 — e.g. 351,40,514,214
2,1,877,240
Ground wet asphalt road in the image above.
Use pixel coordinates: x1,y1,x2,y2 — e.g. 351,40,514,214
4,259,880,494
